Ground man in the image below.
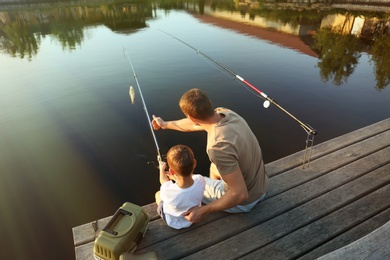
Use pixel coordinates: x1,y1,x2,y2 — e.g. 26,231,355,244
152,88,268,223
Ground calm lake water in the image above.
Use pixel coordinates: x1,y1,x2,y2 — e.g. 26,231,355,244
1,1,389,259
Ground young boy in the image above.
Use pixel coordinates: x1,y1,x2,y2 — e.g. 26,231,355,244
155,145,205,229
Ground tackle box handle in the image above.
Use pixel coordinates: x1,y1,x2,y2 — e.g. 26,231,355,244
103,208,133,236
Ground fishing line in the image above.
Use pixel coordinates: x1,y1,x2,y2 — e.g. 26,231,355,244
155,28,317,168
123,47,163,164
199,55,236,80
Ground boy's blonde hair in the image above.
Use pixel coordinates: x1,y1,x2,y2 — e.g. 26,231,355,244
167,145,195,177
179,88,214,120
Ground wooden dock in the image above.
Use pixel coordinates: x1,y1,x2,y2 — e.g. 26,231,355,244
73,118,390,260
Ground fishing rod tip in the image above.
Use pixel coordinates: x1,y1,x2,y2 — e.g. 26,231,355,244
301,124,317,135
308,127,318,135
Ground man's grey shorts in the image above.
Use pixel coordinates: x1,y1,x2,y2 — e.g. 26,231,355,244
202,177,267,213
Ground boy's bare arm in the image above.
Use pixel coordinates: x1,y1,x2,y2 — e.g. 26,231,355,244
159,162,170,184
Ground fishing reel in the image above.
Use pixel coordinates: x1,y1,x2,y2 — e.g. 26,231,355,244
147,154,168,170
148,155,175,182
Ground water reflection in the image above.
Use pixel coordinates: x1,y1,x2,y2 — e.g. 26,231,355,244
0,19,41,59
371,32,390,90
314,27,361,86
0,1,389,260
0,1,153,57
315,13,390,89
0,0,389,88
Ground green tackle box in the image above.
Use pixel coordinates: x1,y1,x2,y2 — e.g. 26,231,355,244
93,202,150,260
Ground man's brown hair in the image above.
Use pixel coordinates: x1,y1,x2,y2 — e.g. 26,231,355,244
179,88,214,120
167,145,195,177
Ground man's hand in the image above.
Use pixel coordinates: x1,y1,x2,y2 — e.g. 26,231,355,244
182,206,205,223
152,115,166,130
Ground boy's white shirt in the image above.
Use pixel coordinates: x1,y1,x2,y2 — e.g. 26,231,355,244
160,174,205,229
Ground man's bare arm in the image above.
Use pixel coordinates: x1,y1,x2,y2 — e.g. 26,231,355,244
183,167,248,223
204,167,248,212
152,115,203,132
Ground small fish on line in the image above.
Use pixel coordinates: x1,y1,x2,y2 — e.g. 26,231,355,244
129,85,135,104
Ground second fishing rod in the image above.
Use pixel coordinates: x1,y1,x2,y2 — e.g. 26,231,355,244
157,29,317,135
156,28,317,168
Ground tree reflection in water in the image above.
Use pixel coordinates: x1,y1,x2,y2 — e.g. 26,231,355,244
313,27,361,86
0,21,41,60
0,0,389,89
0,1,152,56
371,34,390,90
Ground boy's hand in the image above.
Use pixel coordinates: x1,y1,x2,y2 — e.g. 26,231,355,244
159,161,167,173
159,161,172,182
159,162,170,184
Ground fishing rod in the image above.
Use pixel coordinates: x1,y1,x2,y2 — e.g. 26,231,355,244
155,29,317,168
123,47,163,164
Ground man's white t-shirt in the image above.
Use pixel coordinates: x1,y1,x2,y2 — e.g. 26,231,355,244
160,174,205,229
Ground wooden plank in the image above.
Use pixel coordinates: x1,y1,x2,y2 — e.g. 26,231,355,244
266,118,390,176
267,130,390,198
299,207,390,259
317,221,390,260
73,204,159,247
75,145,390,259
181,160,390,259
75,211,230,260
133,150,390,259
73,118,390,259
239,184,390,259
72,216,111,247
